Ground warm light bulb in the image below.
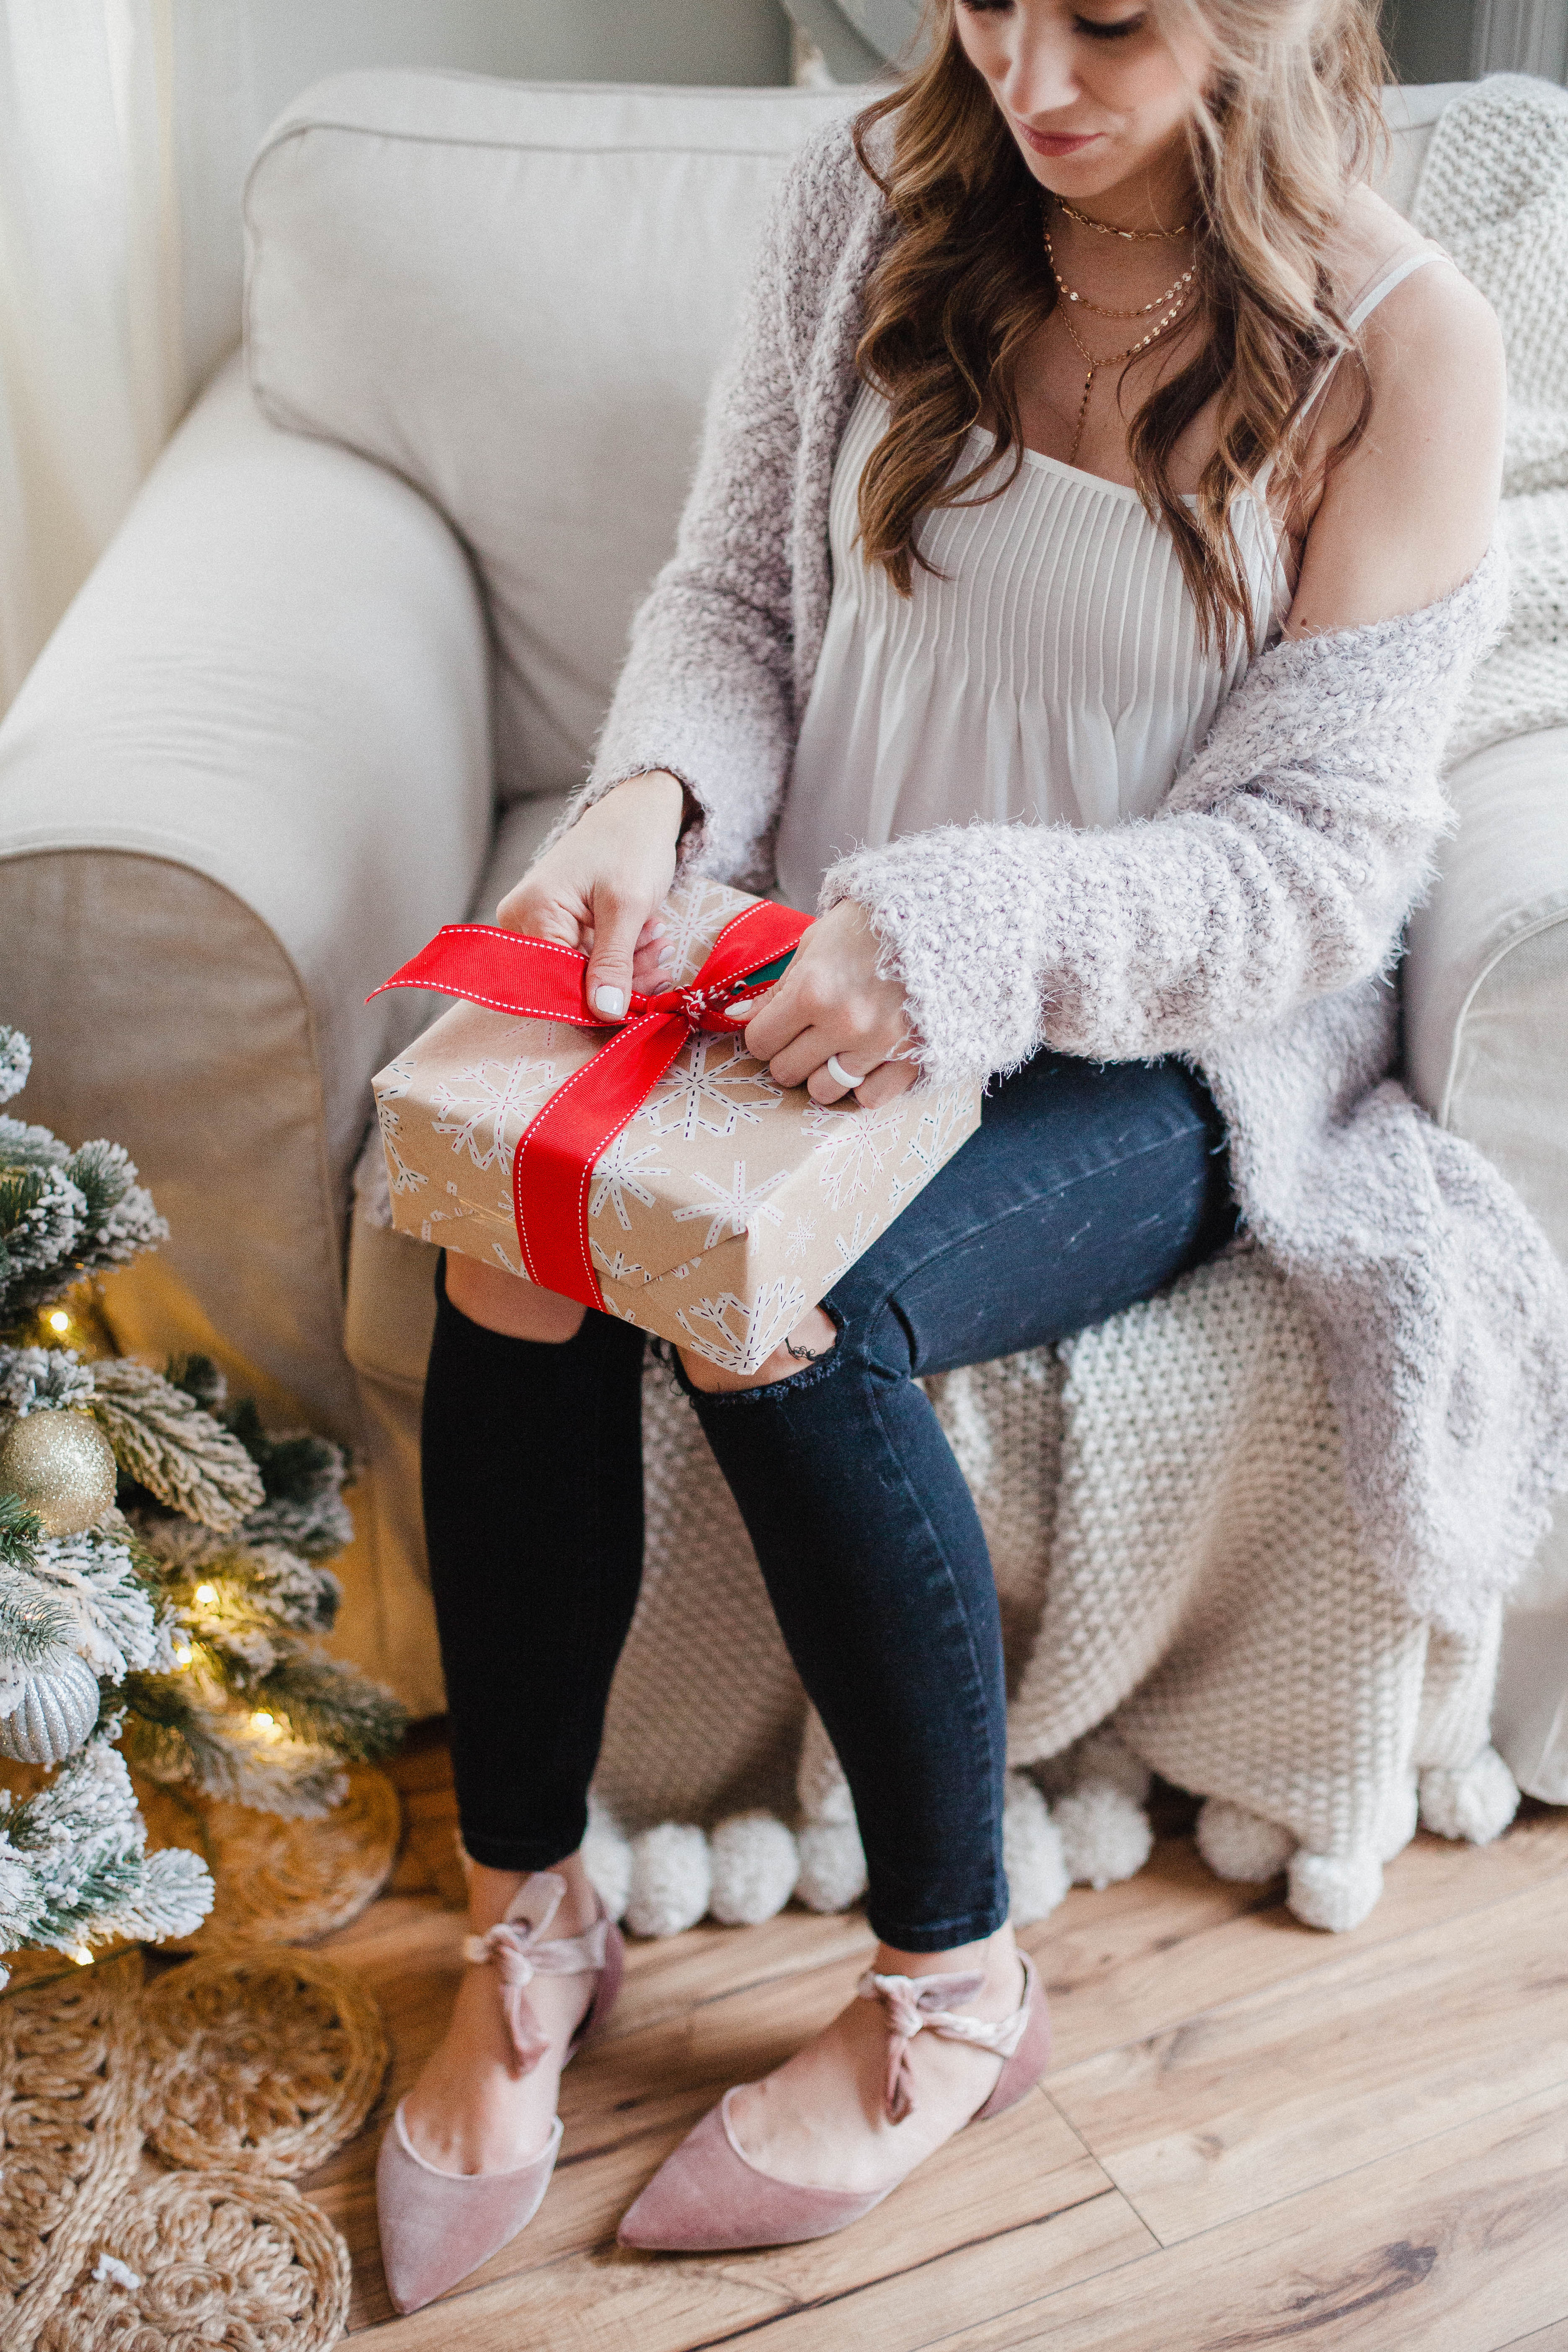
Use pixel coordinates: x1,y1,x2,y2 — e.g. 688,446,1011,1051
47,1310,71,1333
72,1946,93,1966
173,1643,193,1669
250,1710,276,1736
193,1583,217,1608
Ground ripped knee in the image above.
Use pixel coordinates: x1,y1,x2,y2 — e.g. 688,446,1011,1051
679,1305,838,1395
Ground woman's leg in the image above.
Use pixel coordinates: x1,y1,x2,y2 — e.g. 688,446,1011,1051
405,1253,646,2172
678,1050,1233,2184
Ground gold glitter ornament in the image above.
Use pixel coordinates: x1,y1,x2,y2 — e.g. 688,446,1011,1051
0,1409,119,1536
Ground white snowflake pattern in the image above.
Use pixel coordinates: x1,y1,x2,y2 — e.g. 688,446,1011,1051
671,1161,790,1251
658,879,740,985
591,1240,651,1286
833,1210,880,1271
433,1055,557,1172
804,1099,908,1210
588,1130,671,1229
375,1100,427,1197
784,1215,818,1264
677,1279,810,1374
888,1087,976,1211
639,1035,781,1141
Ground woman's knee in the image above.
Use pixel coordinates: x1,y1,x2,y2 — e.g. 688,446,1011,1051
444,1254,586,1343
678,1305,838,1395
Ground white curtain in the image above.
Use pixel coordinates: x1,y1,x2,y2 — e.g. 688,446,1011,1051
0,0,195,708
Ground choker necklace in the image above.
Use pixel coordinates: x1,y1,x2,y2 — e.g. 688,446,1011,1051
1056,194,1191,242
1041,224,1196,468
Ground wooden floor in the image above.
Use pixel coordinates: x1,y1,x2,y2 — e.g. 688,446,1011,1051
303,1732,1568,2352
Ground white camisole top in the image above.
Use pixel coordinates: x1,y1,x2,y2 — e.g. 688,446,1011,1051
774,248,1442,914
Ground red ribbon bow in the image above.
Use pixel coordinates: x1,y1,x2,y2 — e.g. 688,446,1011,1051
371,898,811,1312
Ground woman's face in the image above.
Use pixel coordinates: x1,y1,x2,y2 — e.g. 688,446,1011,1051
952,2,1213,214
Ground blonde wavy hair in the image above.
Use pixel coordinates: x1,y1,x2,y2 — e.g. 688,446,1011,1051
854,0,1388,653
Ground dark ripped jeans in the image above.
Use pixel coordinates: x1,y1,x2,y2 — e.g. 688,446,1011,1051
421,1047,1235,1951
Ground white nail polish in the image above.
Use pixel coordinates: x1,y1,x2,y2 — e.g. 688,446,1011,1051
593,985,626,1018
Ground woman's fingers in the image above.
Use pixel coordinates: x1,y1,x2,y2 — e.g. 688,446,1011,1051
849,1058,919,1109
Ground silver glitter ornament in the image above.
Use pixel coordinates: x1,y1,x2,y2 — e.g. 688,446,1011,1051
0,1409,118,1536
0,1651,101,1763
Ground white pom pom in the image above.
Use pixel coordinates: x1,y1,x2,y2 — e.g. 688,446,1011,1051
1052,1781,1153,1891
797,1708,855,1826
625,1823,712,1938
794,1820,868,1914
1287,1847,1382,1933
1420,1747,1519,1846
582,1792,632,1923
1377,1774,1419,1863
709,1811,799,1927
1003,1773,1068,1924
1071,1728,1152,1805
1195,1798,1294,1884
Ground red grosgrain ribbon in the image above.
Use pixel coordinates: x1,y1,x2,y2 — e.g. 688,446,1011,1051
371,899,811,1311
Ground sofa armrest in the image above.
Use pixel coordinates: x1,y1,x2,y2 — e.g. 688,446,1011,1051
0,356,493,1436
1404,725,1568,1266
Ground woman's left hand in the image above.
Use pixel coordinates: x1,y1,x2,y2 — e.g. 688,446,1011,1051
741,899,918,1107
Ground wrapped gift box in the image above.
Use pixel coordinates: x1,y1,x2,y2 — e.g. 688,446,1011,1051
372,878,980,1372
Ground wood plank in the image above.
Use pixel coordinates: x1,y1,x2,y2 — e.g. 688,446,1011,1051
340,2099,1150,2352
1028,1816,1568,2073
1498,2326,1568,2352
299,1751,1568,2350
914,2080,1568,2352
1049,1872,1568,2242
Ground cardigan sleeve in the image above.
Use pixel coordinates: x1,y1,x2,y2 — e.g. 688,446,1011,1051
820,550,1509,1086
552,122,867,889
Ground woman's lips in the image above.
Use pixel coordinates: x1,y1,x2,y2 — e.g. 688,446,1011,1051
1016,123,1104,157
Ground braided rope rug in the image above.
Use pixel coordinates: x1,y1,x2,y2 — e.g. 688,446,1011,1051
141,1764,401,1951
36,2167,351,2352
0,1950,145,2351
140,1945,389,2178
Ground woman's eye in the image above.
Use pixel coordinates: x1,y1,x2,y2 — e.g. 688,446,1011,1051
1074,10,1147,35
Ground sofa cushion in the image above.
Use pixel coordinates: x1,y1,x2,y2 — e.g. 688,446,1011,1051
245,75,857,808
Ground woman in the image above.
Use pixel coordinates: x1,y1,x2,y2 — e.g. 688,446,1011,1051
377,0,1511,2309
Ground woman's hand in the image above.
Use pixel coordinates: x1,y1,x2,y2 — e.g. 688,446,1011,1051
742,898,918,1107
494,771,687,1014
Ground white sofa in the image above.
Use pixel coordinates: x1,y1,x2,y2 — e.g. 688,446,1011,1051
0,71,1564,1796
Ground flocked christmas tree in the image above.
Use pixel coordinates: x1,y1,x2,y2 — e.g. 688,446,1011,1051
0,1022,405,1982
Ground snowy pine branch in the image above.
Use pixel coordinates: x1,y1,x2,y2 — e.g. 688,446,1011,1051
0,1028,31,1108
91,1357,264,1529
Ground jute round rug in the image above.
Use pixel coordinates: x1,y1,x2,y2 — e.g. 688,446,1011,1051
141,1945,390,2178
36,2167,351,2352
141,1763,401,1950
0,1949,145,2350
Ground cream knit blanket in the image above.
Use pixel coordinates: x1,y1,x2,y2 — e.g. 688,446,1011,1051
1416,76,1568,768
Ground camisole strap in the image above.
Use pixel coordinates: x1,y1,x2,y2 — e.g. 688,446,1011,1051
1343,244,1445,332
1251,246,1448,507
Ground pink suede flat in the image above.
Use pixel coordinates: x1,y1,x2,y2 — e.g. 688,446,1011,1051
618,1950,1049,2254
376,1870,623,2314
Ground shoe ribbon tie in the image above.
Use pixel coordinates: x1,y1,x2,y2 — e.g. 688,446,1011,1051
462,1872,609,2077
857,1969,1030,2125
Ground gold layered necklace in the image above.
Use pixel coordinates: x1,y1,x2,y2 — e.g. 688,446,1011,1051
1042,204,1198,469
